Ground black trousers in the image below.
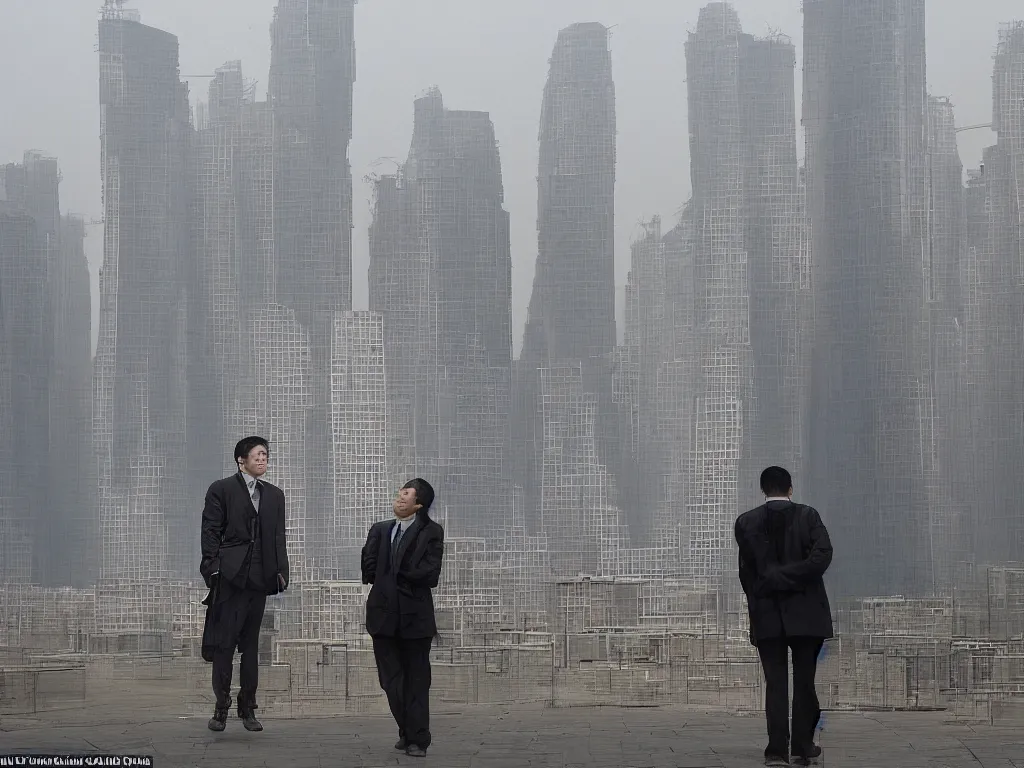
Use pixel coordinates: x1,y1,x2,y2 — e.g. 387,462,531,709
756,636,824,759
372,635,433,748
211,586,267,711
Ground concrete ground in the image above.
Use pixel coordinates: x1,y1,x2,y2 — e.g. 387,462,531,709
0,702,1021,768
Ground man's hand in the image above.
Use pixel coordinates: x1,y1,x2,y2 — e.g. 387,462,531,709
277,572,287,591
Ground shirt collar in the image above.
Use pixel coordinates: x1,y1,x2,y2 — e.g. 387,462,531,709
765,497,791,503
241,471,259,489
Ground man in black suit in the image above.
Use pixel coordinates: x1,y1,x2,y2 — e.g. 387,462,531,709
361,478,445,758
200,436,289,733
735,466,834,767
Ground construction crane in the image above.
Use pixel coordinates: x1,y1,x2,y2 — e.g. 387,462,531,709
956,123,993,134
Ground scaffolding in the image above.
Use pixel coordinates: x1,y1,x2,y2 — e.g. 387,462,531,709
328,311,388,580
539,363,629,580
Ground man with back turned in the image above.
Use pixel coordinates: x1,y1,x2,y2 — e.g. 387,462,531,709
735,466,834,767
361,478,445,757
199,436,289,733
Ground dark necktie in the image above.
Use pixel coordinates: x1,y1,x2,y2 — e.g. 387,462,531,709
391,523,403,562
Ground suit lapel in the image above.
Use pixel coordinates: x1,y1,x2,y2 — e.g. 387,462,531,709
234,472,259,516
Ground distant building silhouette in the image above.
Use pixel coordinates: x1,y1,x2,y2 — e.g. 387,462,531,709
369,88,513,540
515,23,623,561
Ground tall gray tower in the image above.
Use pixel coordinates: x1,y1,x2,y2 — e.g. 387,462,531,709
515,23,620,544
96,9,192,626
270,0,356,559
803,0,936,596
369,89,513,540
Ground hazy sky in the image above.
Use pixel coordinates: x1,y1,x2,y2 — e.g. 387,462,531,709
0,0,1007,353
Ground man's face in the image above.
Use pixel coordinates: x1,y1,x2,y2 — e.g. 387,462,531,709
239,445,268,478
393,486,421,519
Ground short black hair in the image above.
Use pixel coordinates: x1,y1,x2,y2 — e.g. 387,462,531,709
234,436,270,466
403,478,434,511
760,466,792,497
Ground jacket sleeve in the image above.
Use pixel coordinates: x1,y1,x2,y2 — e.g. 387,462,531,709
775,506,833,586
200,483,226,584
361,524,381,585
735,519,755,597
275,490,289,588
402,527,444,588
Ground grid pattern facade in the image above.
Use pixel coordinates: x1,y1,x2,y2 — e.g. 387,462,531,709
740,34,811,486
682,4,754,586
328,311,388,581
539,364,629,579
803,0,937,597
368,89,513,541
515,23,620,537
96,11,192,630
189,62,276,512
270,0,357,555
252,304,313,584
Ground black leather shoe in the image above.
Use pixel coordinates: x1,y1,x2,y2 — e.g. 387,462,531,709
207,709,227,732
793,745,821,765
394,737,407,750
406,744,427,757
237,701,263,732
240,710,263,731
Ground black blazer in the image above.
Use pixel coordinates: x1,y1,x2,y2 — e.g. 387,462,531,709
734,500,834,645
200,473,289,595
360,511,444,639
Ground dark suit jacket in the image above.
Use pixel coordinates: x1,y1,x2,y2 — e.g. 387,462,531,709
361,511,444,639
734,500,834,645
200,472,289,596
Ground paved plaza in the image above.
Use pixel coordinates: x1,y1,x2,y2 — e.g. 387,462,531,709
0,699,1021,768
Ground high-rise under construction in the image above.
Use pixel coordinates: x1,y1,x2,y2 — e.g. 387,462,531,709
369,88,513,541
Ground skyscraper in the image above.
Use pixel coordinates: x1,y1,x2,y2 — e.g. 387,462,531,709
369,89,513,540
515,23,620,541
270,0,357,547
0,191,46,585
52,214,97,587
96,8,192,622
803,0,936,596
962,23,1024,569
682,4,759,585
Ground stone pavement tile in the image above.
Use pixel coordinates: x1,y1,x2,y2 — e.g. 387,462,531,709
0,706,1022,768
